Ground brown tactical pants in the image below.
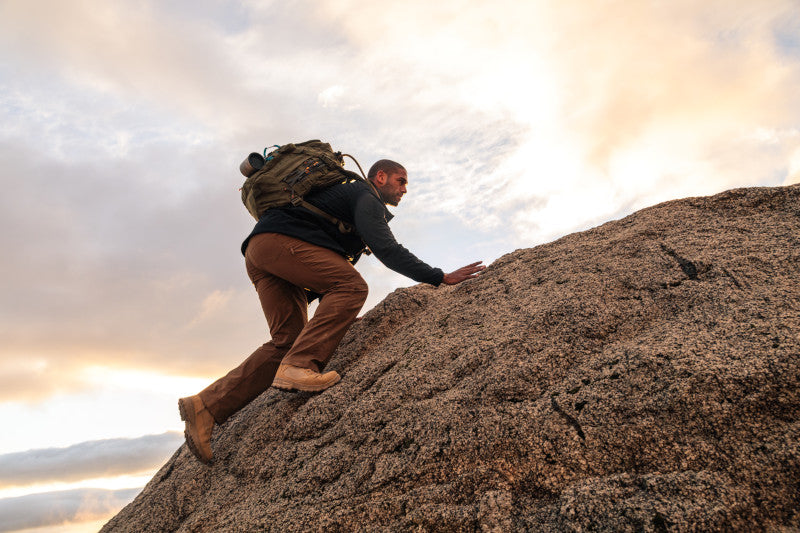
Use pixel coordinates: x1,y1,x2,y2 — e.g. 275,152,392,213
198,232,368,423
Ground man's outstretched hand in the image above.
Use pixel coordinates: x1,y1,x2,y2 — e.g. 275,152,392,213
442,261,486,285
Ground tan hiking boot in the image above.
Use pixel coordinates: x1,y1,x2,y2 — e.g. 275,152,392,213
178,395,214,464
272,364,341,392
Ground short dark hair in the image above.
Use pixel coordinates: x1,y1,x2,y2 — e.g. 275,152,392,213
367,159,406,182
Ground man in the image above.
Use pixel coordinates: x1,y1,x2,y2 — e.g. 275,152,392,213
178,159,485,464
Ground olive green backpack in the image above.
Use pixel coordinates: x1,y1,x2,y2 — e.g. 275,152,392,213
239,140,368,233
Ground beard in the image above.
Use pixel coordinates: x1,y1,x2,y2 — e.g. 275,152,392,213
376,183,402,206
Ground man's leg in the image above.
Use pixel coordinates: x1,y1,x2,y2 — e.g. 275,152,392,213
179,234,309,463
245,233,368,373
178,232,366,461
197,270,308,423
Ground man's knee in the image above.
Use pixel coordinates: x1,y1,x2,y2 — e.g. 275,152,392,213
345,273,369,305
355,274,369,296
332,271,368,311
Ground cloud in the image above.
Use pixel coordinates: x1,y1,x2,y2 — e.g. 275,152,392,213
0,134,268,400
0,487,139,533
0,1,514,401
0,0,284,137
786,146,800,185
0,0,798,407
0,432,182,488
309,0,800,244
318,85,349,109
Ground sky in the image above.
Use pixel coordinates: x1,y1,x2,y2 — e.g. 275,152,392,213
0,0,798,531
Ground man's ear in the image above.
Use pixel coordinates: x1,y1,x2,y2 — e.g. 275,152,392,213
374,170,387,186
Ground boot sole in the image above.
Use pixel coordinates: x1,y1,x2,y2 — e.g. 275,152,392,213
272,374,341,392
178,398,211,465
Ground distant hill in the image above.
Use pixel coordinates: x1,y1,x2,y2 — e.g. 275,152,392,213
103,184,800,532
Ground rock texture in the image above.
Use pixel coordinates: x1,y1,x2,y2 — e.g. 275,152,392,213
103,185,800,532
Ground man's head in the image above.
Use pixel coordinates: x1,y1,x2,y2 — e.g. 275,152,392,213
367,159,408,207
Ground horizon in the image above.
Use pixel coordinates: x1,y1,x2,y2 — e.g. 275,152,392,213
1,1,799,531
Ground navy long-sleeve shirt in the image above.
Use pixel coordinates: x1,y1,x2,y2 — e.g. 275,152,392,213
241,179,444,286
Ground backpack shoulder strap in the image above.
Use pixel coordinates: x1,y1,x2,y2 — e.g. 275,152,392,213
341,154,385,204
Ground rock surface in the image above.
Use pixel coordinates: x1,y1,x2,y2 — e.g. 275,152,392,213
103,185,800,532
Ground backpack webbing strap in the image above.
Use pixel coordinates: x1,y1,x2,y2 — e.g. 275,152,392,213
296,199,354,234
297,198,371,258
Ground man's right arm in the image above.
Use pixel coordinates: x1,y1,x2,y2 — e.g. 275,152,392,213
353,193,444,285
441,261,485,285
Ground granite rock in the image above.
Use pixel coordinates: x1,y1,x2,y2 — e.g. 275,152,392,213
103,184,800,532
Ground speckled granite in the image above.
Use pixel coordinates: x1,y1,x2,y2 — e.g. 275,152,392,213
103,184,800,532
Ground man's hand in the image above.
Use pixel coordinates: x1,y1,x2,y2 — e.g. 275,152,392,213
441,261,486,285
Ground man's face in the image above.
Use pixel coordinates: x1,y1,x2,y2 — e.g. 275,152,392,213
376,170,408,206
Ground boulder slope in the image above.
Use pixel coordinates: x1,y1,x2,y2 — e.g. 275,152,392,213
103,185,800,532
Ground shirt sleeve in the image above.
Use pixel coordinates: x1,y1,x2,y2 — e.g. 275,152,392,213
353,192,444,286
